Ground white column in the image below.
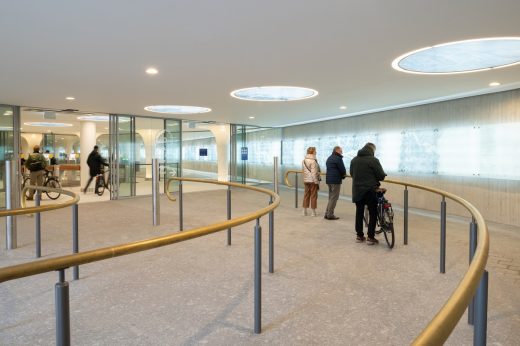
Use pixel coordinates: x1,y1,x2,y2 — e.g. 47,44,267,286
80,121,97,190
21,133,43,155
204,124,230,181
137,128,162,179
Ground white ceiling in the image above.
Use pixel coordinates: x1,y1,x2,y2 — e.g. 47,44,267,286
1,1,520,127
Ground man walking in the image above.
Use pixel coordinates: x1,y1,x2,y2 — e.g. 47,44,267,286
324,146,346,220
350,143,386,245
25,145,47,200
82,145,108,194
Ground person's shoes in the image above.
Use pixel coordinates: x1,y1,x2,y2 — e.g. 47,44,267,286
26,197,33,201
311,209,318,217
367,237,379,245
325,215,339,220
302,208,308,216
356,235,366,243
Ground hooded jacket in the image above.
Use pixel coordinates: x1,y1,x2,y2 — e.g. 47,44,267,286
349,145,386,202
325,151,347,184
302,154,320,184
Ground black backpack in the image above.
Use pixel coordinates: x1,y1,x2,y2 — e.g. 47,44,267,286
29,160,44,172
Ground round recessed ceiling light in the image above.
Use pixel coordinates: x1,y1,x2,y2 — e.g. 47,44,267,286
392,37,520,74
230,86,318,101
489,82,501,87
66,96,75,100
339,106,347,110
146,67,159,75
24,122,73,127
249,116,255,119
77,115,109,122
144,105,211,114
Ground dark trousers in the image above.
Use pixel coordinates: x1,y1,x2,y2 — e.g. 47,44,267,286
83,174,96,192
355,190,377,238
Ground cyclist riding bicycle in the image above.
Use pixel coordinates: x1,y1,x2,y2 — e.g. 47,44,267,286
82,145,108,194
349,142,387,245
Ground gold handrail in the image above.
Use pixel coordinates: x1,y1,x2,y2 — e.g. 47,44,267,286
0,185,80,218
284,169,489,345
0,178,280,283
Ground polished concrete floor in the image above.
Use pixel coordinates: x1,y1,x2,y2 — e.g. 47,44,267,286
1,185,519,345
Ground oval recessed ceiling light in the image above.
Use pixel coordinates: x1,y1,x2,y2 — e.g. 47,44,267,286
66,96,75,100
230,86,318,101
24,122,73,127
489,82,501,87
249,116,255,119
144,105,211,114
77,115,109,122
339,106,347,110
392,37,520,74
146,67,159,75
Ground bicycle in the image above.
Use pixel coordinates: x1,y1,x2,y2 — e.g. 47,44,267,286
363,187,395,249
95,169,110,196
22,169,62,200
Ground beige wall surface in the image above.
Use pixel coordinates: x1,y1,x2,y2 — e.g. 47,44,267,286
281,89,520,226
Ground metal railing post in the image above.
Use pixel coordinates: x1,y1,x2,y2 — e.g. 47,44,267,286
179,181,183,231
468,219,478,325
5,160,17,249
404,186,408,245
294,173,299,208
227,186,231,245
273,157,279,195
35,191,41,258
254,218,262,334
55,269,70,346
152,159,160,226
440,196,446,274
72,204,79,280
269,196,274,274
474,270,489,346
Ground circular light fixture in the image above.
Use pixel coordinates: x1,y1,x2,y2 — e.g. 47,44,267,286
489,82,501,87
24,122,73,127
77,115,109,122
66,96,75,100
249,116,255,119
146,67,159,75
392,37,520,74
339,106,347,110
230,86,318,101
144,105,211,114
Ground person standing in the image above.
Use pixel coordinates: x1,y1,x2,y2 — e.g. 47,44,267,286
25,145,47,201
350,143,387,245
82,145,108,194
324,146,346,220
302,147,321,216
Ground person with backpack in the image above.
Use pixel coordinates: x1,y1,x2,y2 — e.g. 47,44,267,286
82,145,108,194
24,145,47,200
302,147,321,216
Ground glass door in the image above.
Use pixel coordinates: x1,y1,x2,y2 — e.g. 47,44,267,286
109,115,136,199
230,124,247,184
163,119,181,187
0,105,17,209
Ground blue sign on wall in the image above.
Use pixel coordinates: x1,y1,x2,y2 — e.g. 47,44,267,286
241,147,248,160
199,148,208,156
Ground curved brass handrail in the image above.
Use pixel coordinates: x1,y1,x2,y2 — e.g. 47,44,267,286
284,169,489,345
0,185,80,218
0,178,280,283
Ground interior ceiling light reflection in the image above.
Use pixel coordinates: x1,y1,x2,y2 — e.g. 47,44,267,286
77,115,109,122
144,105,211,114
392,37,520,74
24,122,73,127
230,86,318,101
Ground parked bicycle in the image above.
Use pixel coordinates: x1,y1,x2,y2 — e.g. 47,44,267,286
364,187,395,248
22,169,62,200
95,169,110,196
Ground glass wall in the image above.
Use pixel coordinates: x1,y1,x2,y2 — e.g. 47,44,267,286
0,105,15,209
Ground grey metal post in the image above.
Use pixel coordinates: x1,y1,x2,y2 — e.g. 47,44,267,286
440,196,446,274
55,269,71,346
468,219,478,325
254,218,262,334
179,181,183,231
404,186,408,245
227,186,232,245
152,159,160,226
474,270,489,346
294,173,299,208
35,191,41,258
273,156,279,194
72,204,79,280
269,196,274,274
5,160,17,249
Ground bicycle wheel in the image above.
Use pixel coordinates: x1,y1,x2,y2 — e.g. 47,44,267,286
382,207,395,249
96,177,105,196
44,178,61,200
23,177,31,199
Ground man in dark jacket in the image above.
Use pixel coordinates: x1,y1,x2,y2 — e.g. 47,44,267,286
25,145,47,200
350,143,386,245
324,146,347,220
82,145,108,194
